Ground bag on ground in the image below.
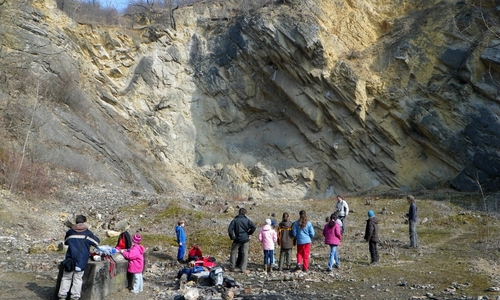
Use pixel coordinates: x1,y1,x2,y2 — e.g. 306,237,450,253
188,245,203,261
209,266,224,286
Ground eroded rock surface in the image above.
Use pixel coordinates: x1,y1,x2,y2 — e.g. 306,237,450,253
1,0,500,198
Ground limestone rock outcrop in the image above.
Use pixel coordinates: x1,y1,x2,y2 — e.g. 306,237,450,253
1,0,500,199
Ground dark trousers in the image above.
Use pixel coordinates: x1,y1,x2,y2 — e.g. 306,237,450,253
339,216,346,234
230,241,249,271
369,241,378,263
278,248,292,270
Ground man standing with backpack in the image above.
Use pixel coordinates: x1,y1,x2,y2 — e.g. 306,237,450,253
228,208,256,274
58,215,100,300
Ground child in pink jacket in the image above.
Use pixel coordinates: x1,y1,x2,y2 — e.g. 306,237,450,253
258,219,277,273
121,234,145,293
323,213,342,271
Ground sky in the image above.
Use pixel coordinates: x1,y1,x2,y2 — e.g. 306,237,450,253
98,0,186,11
98,0,129,12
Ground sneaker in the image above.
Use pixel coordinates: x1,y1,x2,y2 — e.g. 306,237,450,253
334,264,340,269
293,264,302,272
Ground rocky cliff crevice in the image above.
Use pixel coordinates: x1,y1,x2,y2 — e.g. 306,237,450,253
1,0,499,199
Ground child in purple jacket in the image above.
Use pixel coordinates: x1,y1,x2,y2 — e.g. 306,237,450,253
121,234,145,293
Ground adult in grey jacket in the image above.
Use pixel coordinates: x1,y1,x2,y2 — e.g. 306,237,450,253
228,208,256,273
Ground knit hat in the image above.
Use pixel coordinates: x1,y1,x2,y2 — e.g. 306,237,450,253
367,210,375,217
265,218,271,225
132,234,142,244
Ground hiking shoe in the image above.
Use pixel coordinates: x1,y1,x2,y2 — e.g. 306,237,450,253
334,264,340,269
293,264,302,272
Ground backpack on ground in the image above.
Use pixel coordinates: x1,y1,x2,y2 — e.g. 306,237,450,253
188,245,203,261
209,266,224,286
194,256,217,268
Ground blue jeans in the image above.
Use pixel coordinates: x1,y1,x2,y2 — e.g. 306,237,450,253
263,249,274,265
328,245,340,270
131,273,143,293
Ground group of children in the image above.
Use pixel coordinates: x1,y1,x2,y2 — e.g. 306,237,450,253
121,202,380,294
256,210,343,273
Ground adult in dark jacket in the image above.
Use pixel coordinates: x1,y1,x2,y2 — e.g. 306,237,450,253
228,208,256,273
277,212,294,271
58,215,100,300
406,195,418,248
364,210,379,264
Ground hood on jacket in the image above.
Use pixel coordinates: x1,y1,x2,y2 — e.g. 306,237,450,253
279,220,293,228
368,217,379,224
72,223,88,233
261,224,272,231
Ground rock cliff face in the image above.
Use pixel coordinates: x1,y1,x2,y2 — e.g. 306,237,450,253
1,0,500,199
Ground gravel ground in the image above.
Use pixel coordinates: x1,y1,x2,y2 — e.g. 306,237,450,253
1,185,500,300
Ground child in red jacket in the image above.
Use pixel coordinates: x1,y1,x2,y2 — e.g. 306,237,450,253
121,234,145,293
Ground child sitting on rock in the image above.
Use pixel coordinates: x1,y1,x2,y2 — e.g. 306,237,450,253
121,233,145,293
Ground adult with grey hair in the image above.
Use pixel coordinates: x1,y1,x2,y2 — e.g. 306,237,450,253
335,195,349,234
228,207,256,274
406,195,418,248
58,215,100,300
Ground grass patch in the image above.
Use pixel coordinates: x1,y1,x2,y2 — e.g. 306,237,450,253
187,227,232,259
153,202,207,223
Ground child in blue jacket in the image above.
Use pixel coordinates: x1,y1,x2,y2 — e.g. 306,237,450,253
175,219,186,262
